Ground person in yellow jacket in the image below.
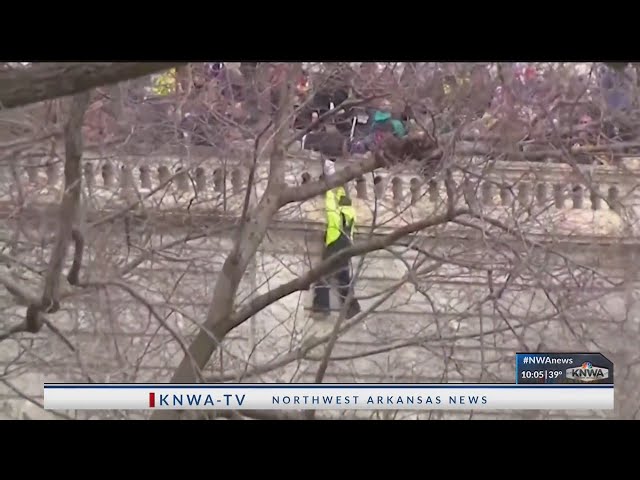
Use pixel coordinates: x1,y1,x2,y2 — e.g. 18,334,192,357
151,69,177,96
310,158,362,320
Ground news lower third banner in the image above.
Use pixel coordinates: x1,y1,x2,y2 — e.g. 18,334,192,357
43,383,614,411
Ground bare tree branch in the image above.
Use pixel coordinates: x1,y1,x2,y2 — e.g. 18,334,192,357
0,63,185,110
28,91,89,325
3,91,90,341
66,228,84,286
230,208,469,331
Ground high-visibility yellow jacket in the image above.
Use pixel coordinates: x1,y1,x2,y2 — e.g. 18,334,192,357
443,75,470,96
325,186,356,247
151,69,177,96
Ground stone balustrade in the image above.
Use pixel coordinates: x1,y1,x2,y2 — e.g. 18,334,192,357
3,148,640,236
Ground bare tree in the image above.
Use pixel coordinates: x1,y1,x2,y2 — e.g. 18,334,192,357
1,62,639,421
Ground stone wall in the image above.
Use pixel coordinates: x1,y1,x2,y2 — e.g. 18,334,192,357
2,150,640,420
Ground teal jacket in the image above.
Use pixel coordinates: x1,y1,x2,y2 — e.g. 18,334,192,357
372,110,407,138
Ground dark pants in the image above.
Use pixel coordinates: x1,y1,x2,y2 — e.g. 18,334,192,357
312,245,361,318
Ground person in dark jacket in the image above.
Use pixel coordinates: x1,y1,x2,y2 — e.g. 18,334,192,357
350,104,408,154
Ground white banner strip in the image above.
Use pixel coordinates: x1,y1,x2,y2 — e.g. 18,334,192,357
43,384,614,411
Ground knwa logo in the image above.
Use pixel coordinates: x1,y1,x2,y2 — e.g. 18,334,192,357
147,392,246,408
566,362,609,382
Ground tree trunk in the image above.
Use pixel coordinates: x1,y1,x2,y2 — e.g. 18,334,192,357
149,65,296,420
